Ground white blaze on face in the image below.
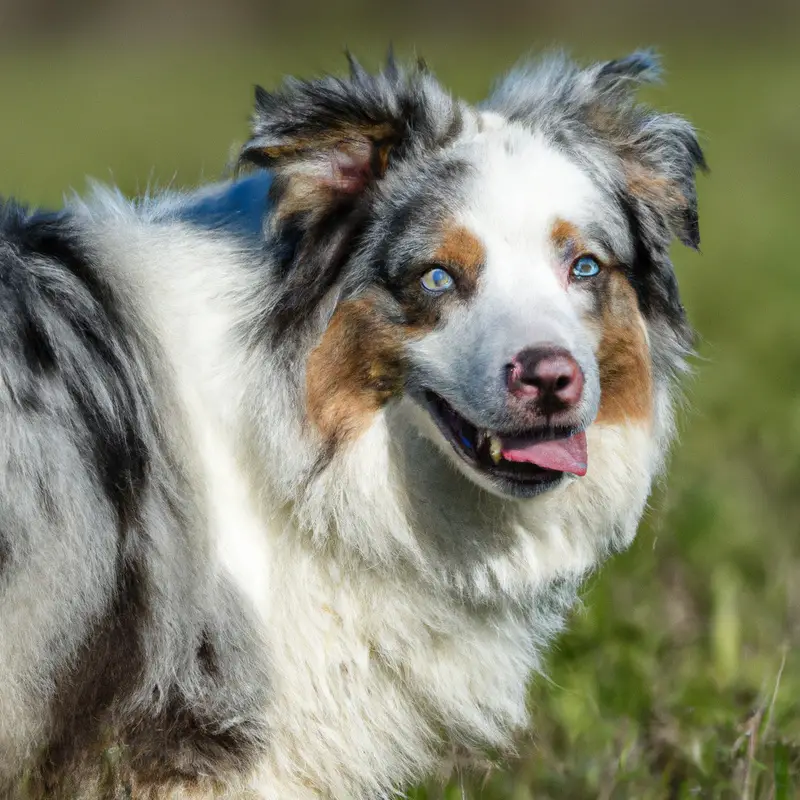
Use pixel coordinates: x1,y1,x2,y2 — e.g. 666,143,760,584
459,121,607,352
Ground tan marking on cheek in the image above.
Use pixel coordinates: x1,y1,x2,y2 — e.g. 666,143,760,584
433,224,485,293
595,272,653,425
306,298,406,446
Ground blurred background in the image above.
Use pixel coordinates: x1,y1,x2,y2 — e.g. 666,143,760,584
1,0,799,797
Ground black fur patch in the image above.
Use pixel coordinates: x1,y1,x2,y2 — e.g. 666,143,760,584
0,530,9,576
36,552,150,794
617,193,694,348
19,312,57,375
0,201,150,530
262,190,372,341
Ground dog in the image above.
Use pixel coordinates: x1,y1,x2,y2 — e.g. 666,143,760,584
0,50,705,798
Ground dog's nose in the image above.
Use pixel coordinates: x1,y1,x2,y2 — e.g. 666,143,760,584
508,346,584,410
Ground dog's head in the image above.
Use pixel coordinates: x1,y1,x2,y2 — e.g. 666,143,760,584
241,52,705,504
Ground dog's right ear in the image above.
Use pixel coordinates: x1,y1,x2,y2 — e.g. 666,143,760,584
239,54,461,219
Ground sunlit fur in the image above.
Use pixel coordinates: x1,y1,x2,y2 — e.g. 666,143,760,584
0,52,705,798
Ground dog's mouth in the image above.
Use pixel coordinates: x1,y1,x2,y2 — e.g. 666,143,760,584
421,390,587,496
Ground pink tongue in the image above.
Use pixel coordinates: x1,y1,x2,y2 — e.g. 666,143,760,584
500,431,588,476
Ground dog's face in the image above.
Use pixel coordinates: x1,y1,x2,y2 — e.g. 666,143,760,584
242,52,704,503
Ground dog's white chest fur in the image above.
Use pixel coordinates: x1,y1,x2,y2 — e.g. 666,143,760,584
243,537,538,797
191,416,652,798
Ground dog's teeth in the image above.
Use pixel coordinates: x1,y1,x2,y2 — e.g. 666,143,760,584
489,434,502,464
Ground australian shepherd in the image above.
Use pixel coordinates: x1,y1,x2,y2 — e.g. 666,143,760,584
0,51,705,798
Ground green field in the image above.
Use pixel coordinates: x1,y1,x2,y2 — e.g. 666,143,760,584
2,31,799,799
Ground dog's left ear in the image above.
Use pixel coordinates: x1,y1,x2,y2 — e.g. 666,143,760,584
240,54,460,218
487,51,707,249
587,52,708,250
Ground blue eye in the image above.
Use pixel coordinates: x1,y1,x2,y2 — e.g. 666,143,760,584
571,255,601,280
420,267,455,295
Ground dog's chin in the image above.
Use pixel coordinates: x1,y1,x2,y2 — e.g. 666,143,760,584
410,390,586,501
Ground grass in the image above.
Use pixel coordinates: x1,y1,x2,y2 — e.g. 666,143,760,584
2,30,799,799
